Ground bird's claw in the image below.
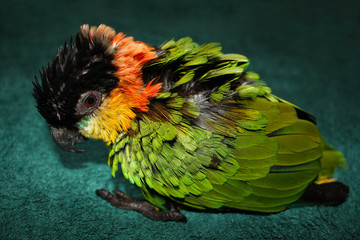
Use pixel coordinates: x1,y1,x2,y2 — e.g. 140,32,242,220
96,189,187,222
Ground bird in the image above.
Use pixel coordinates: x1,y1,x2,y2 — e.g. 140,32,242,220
33,24,349,222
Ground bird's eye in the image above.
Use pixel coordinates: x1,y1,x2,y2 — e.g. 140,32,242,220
75,91,102,115
85,94,97,108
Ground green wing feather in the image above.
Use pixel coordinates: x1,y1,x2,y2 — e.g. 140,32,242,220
108,37,345,212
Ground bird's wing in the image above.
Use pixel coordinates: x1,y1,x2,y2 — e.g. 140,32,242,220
108,38,323,211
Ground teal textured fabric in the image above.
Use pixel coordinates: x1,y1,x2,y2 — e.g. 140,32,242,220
1,0,359,239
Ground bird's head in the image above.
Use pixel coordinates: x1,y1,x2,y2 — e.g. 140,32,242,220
33,24,162,152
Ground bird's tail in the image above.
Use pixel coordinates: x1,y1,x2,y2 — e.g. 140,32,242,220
298,143,349,206
315,143,346,184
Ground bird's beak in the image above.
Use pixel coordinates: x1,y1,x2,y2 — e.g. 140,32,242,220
49,126,87,153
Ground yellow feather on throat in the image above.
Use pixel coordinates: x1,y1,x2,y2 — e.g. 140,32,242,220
78,89,137,145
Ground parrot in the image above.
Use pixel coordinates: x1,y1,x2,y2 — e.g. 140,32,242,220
33,24,349,222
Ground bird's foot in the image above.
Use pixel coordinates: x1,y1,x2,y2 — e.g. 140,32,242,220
96,189,187,222
301,182,349,206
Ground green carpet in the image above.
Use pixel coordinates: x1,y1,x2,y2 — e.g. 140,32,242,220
1,0,359,239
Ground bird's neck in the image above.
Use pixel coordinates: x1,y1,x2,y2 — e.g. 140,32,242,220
112,33,162,111
78,33,163,145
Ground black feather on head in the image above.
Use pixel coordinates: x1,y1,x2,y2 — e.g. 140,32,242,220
33,25,119,129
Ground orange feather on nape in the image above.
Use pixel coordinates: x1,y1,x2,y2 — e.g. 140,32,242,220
111,33,162,112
